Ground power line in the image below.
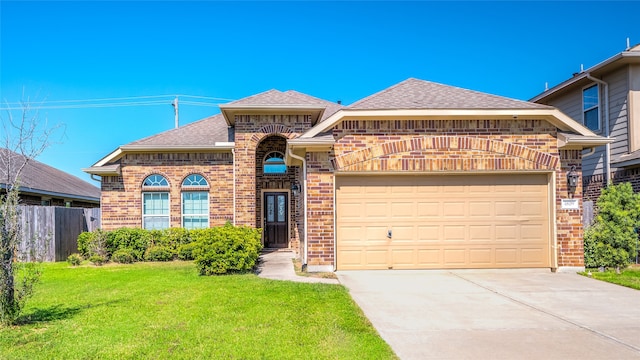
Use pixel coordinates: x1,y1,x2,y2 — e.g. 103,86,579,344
2,94,235,106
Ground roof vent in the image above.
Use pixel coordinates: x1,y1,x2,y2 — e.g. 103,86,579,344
337,100,342,105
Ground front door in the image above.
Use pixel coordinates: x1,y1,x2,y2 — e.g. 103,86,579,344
264,192,288,248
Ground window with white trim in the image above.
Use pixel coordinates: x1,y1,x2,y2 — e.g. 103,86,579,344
181,174,209,229
142,174,170,230
263,151,286,174
583,84,600,131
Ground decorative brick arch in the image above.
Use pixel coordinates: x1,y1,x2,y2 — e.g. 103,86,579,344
249,124,297,146
332,136,559,171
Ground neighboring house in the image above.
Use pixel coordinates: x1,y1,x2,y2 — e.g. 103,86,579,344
85,78,608,271
531,44,640,201
1,148,100,208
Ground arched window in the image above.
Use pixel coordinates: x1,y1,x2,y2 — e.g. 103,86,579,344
263,151,286,174
181,174,209,229
142,174,170,230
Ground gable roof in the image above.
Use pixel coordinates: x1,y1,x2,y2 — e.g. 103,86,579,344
129,114,231,147
219,89,343,125
1,148,100,202
349,78,552,110
299,78,602,143
531,43,640,102
86,114,234,169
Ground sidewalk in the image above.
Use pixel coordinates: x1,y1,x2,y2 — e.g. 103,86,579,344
256,250,339,284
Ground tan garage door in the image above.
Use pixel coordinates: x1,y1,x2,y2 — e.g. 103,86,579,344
336,174,551,270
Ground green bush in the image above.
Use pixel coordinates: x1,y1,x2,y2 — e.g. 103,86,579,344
584,183,640,269
107,228,151,260
177,242,198,261
77,232,95,257
144,246,175,262
88,254,106,266
192,224,262,275
67,253,83,266
112,248,135,264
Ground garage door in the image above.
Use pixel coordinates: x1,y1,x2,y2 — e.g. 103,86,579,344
336,174,551,270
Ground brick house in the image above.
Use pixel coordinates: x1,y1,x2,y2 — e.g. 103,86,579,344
531,44,640,201
84,78,608,271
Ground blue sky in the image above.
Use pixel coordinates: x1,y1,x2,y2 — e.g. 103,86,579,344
2,1,640,184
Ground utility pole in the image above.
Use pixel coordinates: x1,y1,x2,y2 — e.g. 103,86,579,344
171,96,179,128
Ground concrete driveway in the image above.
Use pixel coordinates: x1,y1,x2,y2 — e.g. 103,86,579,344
337,269,640,360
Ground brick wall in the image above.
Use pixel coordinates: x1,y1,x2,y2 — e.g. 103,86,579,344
303,118,584,269
583,167,640,202
232,114,313,251
557,150,584,267
101,152,233,230
305,151,335,271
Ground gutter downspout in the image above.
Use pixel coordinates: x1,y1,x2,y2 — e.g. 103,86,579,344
586,74,611,185
232,149,236,225
288,148,308,266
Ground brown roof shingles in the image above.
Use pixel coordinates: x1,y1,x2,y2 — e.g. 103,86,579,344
225,89,343,121
1,148,100,201
130,114,231,147
348,78,552,110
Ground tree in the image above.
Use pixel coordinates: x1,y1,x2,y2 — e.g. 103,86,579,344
584,182,640,271
0,96,63,325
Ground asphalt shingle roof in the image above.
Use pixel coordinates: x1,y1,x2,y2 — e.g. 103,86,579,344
226,89,343,121
129,114,231,146
1,148,100,200
349,78,552,110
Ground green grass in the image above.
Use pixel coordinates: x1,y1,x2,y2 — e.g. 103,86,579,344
0,261,396,359
581,266,640,290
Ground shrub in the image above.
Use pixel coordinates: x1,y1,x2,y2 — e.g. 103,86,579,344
77,232,95,257
177,242,198,261
192,224,262,275
67,253,83,266
88,255,106,266
144,246,175,262
584,183,640,269
112,249,135,264
107,228,151,260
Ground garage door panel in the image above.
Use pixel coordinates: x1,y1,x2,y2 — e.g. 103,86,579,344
469,225,492,240
417,226,441,241
365,226,390,243
391,202,415,217
336,174,550,270
469,202,492,217
495,249,518,264
417,202,440,216
469,249,492,265
391,226,416,242
443,202,466,216
418,249,440,265
443,249,466,264
365,203,388,218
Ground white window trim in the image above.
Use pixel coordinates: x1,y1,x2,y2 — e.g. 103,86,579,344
582,84,601,132
181,191,210,229
142,191,170,230
263,151,287,175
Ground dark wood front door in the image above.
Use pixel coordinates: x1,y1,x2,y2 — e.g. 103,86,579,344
264,192,288,248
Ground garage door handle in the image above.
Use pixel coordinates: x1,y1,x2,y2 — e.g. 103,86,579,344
387,229,392,238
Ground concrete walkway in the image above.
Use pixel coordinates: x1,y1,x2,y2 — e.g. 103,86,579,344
256,250,339,284
338,269,640,360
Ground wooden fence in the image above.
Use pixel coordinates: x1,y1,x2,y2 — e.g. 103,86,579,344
17,205,101,262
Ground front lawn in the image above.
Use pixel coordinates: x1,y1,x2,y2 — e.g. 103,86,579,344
581,266,640,290
0,261,396,359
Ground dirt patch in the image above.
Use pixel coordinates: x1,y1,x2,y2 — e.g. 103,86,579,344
293,258,337,279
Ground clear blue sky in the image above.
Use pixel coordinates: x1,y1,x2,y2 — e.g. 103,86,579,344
2,1,639,184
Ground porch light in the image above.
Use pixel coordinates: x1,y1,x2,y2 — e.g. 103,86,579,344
291,182,300,196
567,165,579,194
